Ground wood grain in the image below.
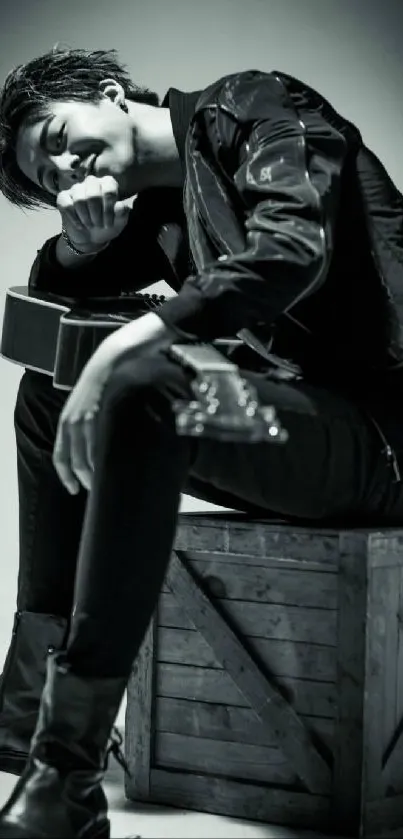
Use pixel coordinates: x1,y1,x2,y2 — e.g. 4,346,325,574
124,618,155,800
156,662,336,718
156,731,298,785
174,518,341,564
155,696,334,751
158,591,337,646
157,625,336,682
150,768,330,829
163,556,338,606
331,532,368,834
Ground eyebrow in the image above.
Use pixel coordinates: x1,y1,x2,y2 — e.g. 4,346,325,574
36,115,53,191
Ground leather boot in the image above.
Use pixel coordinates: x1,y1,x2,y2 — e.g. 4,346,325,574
0,612,67,776
0,651,128,838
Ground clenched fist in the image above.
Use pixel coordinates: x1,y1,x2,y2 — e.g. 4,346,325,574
57,175,131,254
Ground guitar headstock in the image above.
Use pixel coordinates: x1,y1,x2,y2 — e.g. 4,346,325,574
169,344,288,444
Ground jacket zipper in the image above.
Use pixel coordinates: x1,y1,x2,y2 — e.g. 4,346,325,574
367,414,401,483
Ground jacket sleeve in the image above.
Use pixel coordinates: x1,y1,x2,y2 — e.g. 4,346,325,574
157,74,350,340
28,233,134,298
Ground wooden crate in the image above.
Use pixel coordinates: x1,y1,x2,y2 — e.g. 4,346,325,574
124,513,403,837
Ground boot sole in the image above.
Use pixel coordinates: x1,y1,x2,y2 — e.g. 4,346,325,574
0,820,110,838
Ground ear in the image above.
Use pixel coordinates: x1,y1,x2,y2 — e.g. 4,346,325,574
98,78,126,109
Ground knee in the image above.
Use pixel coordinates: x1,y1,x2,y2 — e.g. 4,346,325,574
101,350,190,415
102,354,160,411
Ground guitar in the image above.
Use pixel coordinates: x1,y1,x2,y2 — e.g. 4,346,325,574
1,286,288,444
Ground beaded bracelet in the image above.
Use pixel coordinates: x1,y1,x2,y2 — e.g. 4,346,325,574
61,227,108,258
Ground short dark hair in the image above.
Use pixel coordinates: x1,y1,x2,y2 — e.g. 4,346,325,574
0,45,159,210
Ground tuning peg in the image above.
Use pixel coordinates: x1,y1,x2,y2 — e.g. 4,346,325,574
267,423,289,442
245,401,258,417
261,406,276,423
187,400,203,412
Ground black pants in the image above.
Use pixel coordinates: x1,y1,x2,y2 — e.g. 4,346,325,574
14,353,403,679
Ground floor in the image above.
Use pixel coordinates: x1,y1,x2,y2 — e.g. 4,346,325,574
0,762,343,839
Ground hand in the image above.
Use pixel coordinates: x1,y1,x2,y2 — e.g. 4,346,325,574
53,313,175,494
57,175,131,254
52,350,114,495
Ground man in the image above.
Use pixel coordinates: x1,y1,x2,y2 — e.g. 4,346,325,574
0,45,402,838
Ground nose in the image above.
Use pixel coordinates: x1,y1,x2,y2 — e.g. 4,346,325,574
49,151,84,190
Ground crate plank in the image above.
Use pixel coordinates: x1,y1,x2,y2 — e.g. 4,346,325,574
174,549,338,573
155,696,334,752
368,534,403,568
163,558,338,607
125,619,154,799
156,731,298,785
331,533,368,835
378,570,402,795
364,566,395,800
157,662,336,719
158,592,337,646
157,626,336,682
175,520,340,564
150,769,330,828
382,568,400,754
395,566,403,746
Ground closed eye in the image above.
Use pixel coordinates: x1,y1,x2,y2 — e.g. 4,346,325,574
48,124,66,192
37,117,65,193
52,123,66,153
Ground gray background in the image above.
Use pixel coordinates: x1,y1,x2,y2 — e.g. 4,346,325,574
0,0,402,656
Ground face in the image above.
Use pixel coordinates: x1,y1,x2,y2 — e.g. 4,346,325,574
16,86,137,200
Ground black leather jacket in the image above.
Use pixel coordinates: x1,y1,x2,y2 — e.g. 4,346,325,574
30,70,403,448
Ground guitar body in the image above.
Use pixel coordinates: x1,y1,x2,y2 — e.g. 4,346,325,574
1,286,288,443
1,286,166,389
1,286,70,380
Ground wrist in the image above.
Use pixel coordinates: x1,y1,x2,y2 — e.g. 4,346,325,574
99,313,175,362
61,227,109,257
